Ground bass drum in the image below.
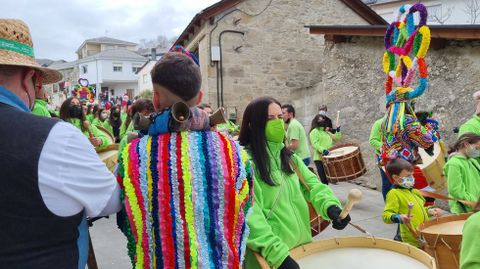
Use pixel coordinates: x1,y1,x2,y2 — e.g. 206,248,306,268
97,144,118,173
417,142,446,192
255,237,436,269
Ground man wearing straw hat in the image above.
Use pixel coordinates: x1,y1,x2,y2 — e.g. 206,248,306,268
0,19,120,268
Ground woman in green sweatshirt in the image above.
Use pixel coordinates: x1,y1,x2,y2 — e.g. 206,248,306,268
460,199,480,269
59,97,111,150
444,133,480,213
309,114,342,185
238,97,350,269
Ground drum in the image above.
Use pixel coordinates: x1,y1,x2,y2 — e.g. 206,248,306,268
96,125,115,145
419,213,470,269
417,142,446,192
254,237,436,269
322,144,366,183
97,144,119,173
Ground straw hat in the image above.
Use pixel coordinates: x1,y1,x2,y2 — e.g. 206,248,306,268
0,19,62,84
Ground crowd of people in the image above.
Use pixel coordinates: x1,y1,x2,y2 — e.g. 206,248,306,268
1,18,480,269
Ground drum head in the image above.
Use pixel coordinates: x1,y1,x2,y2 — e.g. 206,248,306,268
417,142,442,169
292,237,436,269
325,146,358,158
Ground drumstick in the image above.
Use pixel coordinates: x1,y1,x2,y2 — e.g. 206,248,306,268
419,190,477,208
335,110,340,127
349,222,373,237
339,189,362,220
405,202,420,238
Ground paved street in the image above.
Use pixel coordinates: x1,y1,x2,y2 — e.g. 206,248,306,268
90,182,395,269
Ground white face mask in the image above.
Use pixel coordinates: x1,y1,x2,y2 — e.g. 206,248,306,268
466,145,480,158
319,110,327,116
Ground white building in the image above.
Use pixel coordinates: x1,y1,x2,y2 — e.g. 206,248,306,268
364,0,480,25
50,37,148,104
136,60,157,93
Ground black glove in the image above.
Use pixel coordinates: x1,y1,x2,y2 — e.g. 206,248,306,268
278,256,300,269
425,145,434,156
327,205,351,230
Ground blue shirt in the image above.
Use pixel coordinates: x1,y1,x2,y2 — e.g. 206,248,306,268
0,85,30,112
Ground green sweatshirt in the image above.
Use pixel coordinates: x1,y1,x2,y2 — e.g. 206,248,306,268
382,187,430,247
461,211,480,269
369,117,385,155
31,99,51,118
119,121,134,139
86,114,95,123
444,154,480,213
286,118,311,160
459,115,480,137
69,118,111,150
309,127,341,161
245,141,341,269
92,118,113,134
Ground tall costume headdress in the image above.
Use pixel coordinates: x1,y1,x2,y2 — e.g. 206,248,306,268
381,4,440,163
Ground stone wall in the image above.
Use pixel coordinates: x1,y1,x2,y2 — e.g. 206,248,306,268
293,37,480,189
191,0,369,115
186,0,480,189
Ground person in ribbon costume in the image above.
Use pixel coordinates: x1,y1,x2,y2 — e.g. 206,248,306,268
117,51,254,269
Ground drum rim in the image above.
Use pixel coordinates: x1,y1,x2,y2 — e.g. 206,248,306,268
323,144,360,160
290,236,436,268
418,213,471,236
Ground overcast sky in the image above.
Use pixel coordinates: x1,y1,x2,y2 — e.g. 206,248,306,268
1,0,219,61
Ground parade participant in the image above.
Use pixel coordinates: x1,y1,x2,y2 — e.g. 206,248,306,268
309,114,341,185
92,107,110,129
117,98,154,154
31,85,50,117
382,159,443,247
239,97,349,269
369,116,391,200
444,133,480,213
117,52,253,268
60,97,111,149
458,90,480,136
460,198,480,269
318,104,334,132
281,104,311,166
109,105,122,142
119,103,135,139
0,19,120,268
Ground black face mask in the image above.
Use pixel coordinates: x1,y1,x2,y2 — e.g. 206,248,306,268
112,111,121,117
69,105,82,118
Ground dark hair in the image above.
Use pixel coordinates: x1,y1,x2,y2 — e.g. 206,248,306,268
448,133,480,154
97,108,106,119
386,158,413,177
310,114,327,133
415,111,432,125
92,104,99,116
60,97,86,131
238,97,293,186
281,104,295,117
150,52,201,101
124,98,155,130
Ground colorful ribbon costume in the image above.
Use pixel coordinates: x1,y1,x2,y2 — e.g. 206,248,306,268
380,4,440,163
118,130,254,269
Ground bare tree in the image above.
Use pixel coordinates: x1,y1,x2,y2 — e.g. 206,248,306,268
464,0,480,24
429,6,453,25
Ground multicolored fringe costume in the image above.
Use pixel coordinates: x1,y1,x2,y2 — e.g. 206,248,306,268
117,130,254,269
380,3,440,163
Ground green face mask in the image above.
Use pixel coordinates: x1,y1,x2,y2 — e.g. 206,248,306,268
265,119,285,143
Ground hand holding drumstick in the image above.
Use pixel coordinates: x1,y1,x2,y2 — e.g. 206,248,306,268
327,189,362,230
83,121,102,147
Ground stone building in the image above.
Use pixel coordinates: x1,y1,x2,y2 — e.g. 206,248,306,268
176,0,480,189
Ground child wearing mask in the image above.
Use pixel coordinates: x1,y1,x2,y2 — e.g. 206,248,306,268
444,133,480,213
309,114,341,185
382,159,443,247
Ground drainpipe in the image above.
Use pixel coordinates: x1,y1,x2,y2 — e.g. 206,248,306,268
218,30,244,107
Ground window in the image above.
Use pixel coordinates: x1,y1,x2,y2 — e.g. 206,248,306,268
113,64,123,72
81,65,88,74
132,65,141,73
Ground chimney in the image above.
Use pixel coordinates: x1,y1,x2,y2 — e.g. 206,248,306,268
151,48,156,61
